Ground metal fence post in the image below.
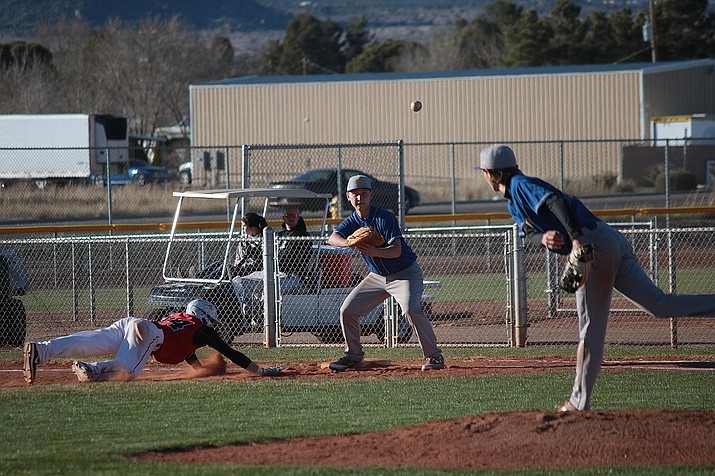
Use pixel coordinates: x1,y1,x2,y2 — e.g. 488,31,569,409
53,232,58,288
664,140,670,228
546,248,558,318
72,243,78,322
559,141,565,190
398,140,406,229
105,147,113,225
240,145,250,219
263,227,277,348
450,142,457,217
88,242,96,325
512,224,528,347
125,239,134,317
668,227,678,348
336,145,344,217
224,145,231,189
384,297,395,348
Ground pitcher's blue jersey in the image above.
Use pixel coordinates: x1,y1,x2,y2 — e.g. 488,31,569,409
507,174,599,255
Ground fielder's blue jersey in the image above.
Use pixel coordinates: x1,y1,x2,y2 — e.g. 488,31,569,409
335,205,416,276
506,174,600,254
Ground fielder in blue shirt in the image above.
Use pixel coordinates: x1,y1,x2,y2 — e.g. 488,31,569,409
477,144,715,411
327,174,443,372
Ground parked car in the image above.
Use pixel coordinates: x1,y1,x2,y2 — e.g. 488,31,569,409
178,161,193,184
95,158,171,186
269,168,420,214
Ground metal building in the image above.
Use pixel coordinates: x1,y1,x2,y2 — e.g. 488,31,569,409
189,59,715,147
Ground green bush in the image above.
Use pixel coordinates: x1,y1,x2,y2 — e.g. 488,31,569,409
591,172,618,191
654,169,698,192
614,180,636,193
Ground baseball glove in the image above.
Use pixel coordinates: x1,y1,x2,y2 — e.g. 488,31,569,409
559,244,594,293
345,226,385,248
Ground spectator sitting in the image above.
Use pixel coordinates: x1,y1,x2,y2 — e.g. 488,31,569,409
195,212,267,280
231,212,268,277
276,205,313,292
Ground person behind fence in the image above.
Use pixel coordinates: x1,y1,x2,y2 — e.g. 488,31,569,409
475,144,715,411
232,212,268,277
327,174,444,372
22,299,283,384
195,212,267,280
276,205,312,292
229,212,269,300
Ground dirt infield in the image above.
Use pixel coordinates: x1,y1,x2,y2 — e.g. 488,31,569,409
4,355,714,470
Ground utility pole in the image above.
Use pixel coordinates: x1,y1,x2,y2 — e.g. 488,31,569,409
649,0,657,62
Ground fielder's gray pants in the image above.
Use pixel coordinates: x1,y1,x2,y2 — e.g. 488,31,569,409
340,261,441,360
568,222,715,410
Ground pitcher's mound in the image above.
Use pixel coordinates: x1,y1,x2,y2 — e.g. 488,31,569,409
137,409,715,470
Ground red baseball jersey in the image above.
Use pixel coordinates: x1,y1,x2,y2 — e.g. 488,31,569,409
152,312,206,364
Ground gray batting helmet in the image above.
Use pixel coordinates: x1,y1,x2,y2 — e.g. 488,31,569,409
185,299,220,327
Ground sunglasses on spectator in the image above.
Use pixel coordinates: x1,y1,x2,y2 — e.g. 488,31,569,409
283,213,299,218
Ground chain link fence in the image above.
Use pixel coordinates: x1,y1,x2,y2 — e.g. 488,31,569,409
2,223,714,350
2,139,714,226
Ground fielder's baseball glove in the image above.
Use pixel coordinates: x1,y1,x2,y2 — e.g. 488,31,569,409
559,243,594,293
345,226,385,248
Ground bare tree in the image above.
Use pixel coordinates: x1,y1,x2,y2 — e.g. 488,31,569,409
0,56,55,113
29,16,224,134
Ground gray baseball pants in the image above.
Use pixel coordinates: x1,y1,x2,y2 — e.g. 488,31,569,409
339,261,441,360
569,222,715,410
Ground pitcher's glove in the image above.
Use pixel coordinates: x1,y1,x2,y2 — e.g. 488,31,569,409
345,226,385,248
560,244,594,293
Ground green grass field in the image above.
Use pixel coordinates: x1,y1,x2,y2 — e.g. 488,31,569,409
1,347,714,475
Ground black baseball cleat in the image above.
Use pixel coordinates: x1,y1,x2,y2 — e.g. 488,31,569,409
421,353,445,371
328,356,364,372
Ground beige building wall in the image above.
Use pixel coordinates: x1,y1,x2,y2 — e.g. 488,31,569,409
191,70,646,147
643,63,715,130
190,62,712,148
187,60,715,187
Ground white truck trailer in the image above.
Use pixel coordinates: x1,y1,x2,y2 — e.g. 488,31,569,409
0,114,129,187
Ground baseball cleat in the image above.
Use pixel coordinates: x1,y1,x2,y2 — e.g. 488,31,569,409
558,399,578,411
23,342,38,384
260,365,284,376
421,353,445,371
328,355,364,372
71,361,94,383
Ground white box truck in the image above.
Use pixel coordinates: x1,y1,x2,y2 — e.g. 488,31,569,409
0,114,129,187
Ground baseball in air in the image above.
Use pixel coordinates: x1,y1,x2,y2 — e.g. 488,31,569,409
410,100,422,112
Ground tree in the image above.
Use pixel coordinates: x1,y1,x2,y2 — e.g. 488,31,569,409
501,9,553,67
451,16,506,69
606,8,649,63
269,13,346,75
654,0,715,60
346,39,412,73
208,35,235,74
343,16,373,62
0,41,52,70
545,0,584,65
0,41,55,113
21,16,231,137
